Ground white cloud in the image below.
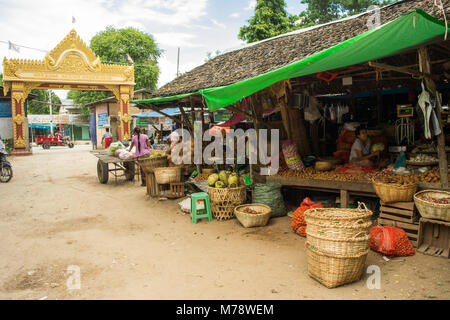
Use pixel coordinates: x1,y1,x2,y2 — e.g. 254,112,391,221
230,12,240,18
154,32,205,48
246,0,256,11
210,19,226,30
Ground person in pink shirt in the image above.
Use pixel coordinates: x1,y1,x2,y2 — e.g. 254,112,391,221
128,127,150,186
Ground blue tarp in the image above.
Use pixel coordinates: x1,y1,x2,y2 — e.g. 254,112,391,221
132,108,180,118
28,124,58,129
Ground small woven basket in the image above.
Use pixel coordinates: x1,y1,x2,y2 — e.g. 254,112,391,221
154,167,182,184
372,179,418,203
306,242,369,289
234,204,271,228
208,186,247,221
414,190,450,222
138,156,168,174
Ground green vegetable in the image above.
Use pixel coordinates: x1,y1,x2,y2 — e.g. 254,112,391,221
219,171,228,186
228,175,239,188
215,181,225,188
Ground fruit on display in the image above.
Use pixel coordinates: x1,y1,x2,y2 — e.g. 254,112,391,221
215,181,225,188
228,173,239,188
408,154,439,163
371,143,385,153
150,153,162,159
219,171,229,186
207,174,219,187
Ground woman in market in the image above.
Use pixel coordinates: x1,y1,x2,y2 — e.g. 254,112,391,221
128,127,150,187
349,127,380,167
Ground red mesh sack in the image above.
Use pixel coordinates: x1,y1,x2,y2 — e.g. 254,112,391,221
292,198,323,236
297,226,307,237
333,150,350,163
369,226,415,257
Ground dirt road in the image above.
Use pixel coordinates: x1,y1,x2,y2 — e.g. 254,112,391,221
0,146,449,300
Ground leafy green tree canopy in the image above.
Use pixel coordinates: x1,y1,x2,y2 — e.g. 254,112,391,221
27,90,61,115
298,0,394,27
68,26,162,110
239,0,298,43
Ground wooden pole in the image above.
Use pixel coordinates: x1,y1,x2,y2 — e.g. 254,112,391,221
418,47,449,189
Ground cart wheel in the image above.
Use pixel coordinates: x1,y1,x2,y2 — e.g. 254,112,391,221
68,143,74,149
43,143,50,150
124,162,135,181
97,160,109,184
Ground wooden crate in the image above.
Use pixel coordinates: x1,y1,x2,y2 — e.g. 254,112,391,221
417,218,450,259
378,218,420,248
379,201,417,224
145,172,185,199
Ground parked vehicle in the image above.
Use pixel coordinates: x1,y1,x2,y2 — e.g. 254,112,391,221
35,135,74,149
0,149,12,183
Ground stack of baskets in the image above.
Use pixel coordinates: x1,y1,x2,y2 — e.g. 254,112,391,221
138,155,168,174
372,179,417,203
154,167,182,184
414,190,450,222
208,186,247,221
305,203,373,288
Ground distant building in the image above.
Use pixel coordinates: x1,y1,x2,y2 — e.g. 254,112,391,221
86,89,152,148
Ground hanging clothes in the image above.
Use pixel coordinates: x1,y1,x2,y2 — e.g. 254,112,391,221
417,81,441,139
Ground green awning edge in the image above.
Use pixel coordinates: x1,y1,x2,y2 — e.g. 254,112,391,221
131,92,197,105
131,9,448,112
201,9,448,111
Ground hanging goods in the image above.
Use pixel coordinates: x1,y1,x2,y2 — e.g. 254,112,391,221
418,82,442,140
395,104,415,145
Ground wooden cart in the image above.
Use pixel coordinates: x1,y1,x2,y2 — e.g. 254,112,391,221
91,150,137,184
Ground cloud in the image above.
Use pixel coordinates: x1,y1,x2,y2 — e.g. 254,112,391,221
230,12,240,18
246,0,256,11
153,32,205,48
210,19,226,30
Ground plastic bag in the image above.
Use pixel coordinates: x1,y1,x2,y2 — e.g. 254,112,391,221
369,226,415,257
282,140,304,171
109,142,125,156
291,198,323,237
118,149,135,160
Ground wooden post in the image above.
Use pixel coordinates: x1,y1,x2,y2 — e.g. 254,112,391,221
340,189,350,209
418,47,449,189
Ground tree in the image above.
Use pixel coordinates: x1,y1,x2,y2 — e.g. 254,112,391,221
298,0,395,27
239,0,298,43
27,90,61,115
68,26,162,107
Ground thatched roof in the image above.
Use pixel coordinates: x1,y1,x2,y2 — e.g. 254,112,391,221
155,0,449,98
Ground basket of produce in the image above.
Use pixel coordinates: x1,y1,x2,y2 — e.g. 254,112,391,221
372,174,418,203
202,168,217,175
150,149,168,156
154,166,182,184
207,170,247,221
138,154,169,174
414,190,450,222
406,154,439,166
234,204,271,228
315,161,333,172
304,203,372,288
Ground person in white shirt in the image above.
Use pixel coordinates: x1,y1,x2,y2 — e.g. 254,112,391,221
349,127,380,166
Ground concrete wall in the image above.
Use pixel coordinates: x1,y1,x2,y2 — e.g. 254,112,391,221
0,118,13,139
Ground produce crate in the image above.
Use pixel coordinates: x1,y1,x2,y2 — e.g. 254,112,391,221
379,201,418,224
417,218,450,259
378,218,419,248
145,172,185,199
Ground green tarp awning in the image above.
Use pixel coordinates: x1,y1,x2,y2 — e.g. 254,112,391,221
135,9,448,112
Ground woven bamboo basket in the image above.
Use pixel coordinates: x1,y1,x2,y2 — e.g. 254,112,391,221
315,161,333,172
306,242,369,289
414,190,450,222
372,179,418,203
304,203,372,257
208,186,247,221
154,167,182,184
234,204,271,228
202,168,217,175
138,156,168,174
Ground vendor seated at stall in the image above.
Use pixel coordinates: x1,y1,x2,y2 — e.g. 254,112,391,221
349,127,380,167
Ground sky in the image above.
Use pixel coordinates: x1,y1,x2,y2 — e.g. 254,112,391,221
0,0,307,100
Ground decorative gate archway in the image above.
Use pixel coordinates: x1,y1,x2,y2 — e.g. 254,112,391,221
2,29,135,155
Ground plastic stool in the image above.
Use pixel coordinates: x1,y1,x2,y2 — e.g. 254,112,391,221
191,192,212,224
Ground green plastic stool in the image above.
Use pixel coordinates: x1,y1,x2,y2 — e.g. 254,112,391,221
191,192,213,224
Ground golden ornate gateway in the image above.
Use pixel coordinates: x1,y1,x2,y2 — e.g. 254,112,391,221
2,29,135,154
